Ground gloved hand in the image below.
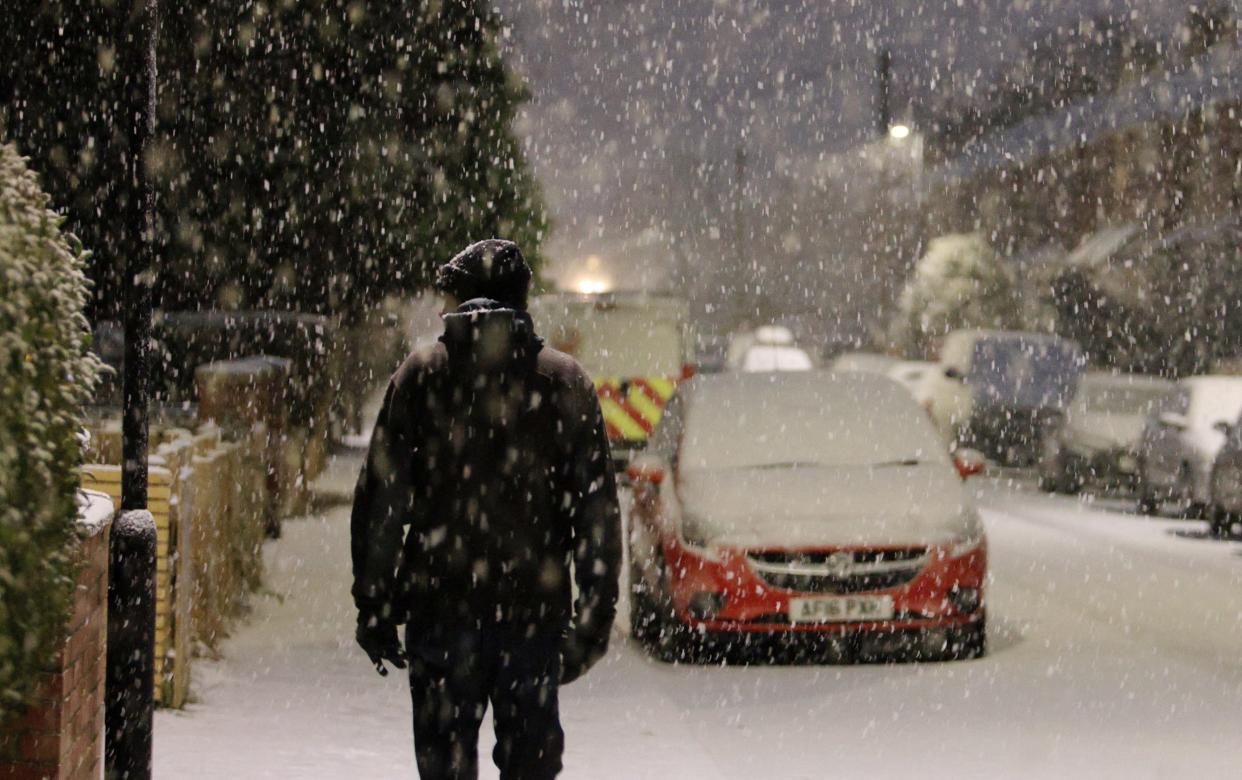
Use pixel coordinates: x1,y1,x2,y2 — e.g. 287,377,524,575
559,628,608,686
356,611,406,677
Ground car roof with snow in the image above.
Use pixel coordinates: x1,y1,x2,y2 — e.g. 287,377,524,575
752,325,795,345
680,371,948,470
739,344,813,372
690,368,902,398
1181,375,1242,396
888,360,932,376
1080,371,1173,391
829,351,896,373
1179,375,1242,425
944,328,1079,347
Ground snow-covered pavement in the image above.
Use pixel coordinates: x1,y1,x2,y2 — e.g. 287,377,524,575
155,470,1242,779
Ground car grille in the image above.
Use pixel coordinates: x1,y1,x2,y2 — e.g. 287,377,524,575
747,548,928,594
741,609,929,625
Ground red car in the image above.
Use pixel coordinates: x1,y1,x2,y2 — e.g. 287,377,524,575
626,371,988,663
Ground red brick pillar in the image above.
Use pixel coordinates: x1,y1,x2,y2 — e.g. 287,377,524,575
0,495,112,780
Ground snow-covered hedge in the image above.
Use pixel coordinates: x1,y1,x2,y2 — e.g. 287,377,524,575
0,143,101,718
890,233,1022,357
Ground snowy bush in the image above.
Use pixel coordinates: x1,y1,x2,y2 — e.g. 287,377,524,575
0,143,101,718
890,232,1021,358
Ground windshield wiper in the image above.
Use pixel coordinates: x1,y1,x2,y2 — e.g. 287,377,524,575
740,461,824,470
869,458,923,468
725,459,925,471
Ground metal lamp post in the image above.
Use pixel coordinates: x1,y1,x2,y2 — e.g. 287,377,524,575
106,0,160,777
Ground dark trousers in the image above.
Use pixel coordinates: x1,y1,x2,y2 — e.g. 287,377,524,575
406,625,564,780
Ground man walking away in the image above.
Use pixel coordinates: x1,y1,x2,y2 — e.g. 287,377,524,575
351,239,622,780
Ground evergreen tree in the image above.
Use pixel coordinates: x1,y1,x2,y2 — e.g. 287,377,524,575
1176,1,1236,61
0,0,546,320
0,2,133,321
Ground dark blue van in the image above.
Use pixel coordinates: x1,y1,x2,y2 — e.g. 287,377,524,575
934,330,1085,465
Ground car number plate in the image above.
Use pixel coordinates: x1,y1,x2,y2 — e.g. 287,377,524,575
788,596,895,623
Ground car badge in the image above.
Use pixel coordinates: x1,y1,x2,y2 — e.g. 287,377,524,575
824,551,854,577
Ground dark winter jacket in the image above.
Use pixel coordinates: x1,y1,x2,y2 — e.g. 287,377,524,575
350,299,622,675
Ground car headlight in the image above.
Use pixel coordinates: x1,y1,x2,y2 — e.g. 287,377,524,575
680,514,722,562
947,509,985,558
948,533,985,559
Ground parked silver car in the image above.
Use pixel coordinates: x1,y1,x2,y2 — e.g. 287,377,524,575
1038,372,1172,495
1136,376,1242,516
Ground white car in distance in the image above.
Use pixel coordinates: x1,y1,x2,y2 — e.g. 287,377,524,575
1137,375,1242,516
727,325,814,373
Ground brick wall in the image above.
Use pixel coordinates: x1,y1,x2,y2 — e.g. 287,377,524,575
0,510,111,780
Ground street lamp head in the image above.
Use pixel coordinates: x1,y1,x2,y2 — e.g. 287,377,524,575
574,277,612,295
888,123,911,140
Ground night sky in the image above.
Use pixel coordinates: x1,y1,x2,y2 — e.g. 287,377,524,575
495,0,1189,286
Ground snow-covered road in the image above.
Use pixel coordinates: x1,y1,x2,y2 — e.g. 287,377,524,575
155,471,1242,779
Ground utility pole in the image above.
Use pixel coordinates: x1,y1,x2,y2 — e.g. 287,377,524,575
876,49,892,138
733,143,747,325
107,0,159,777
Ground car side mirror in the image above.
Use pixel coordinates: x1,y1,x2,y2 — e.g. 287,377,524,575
626,457,665,513
953,448,987,480
944,366,965,382
1158,412,1189,431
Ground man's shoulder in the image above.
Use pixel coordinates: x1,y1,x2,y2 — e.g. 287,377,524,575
390,341,449,388
535,346,592,388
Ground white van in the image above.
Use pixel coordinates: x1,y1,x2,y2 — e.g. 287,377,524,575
528,292,693,461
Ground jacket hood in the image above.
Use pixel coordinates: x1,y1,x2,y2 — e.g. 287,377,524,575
435,240,532,310
440,298,542,369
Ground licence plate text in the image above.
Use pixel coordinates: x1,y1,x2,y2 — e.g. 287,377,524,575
788,596,895,623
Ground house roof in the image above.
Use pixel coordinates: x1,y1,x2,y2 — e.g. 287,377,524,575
930,45,1242,187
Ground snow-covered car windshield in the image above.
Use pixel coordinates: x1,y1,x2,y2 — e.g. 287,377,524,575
679,372,949,472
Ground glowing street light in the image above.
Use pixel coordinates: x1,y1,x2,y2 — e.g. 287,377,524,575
569,254,613,295
888,123,911,140
575,278,612,295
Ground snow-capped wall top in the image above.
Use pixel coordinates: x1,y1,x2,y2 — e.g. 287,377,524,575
76,490,114,538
